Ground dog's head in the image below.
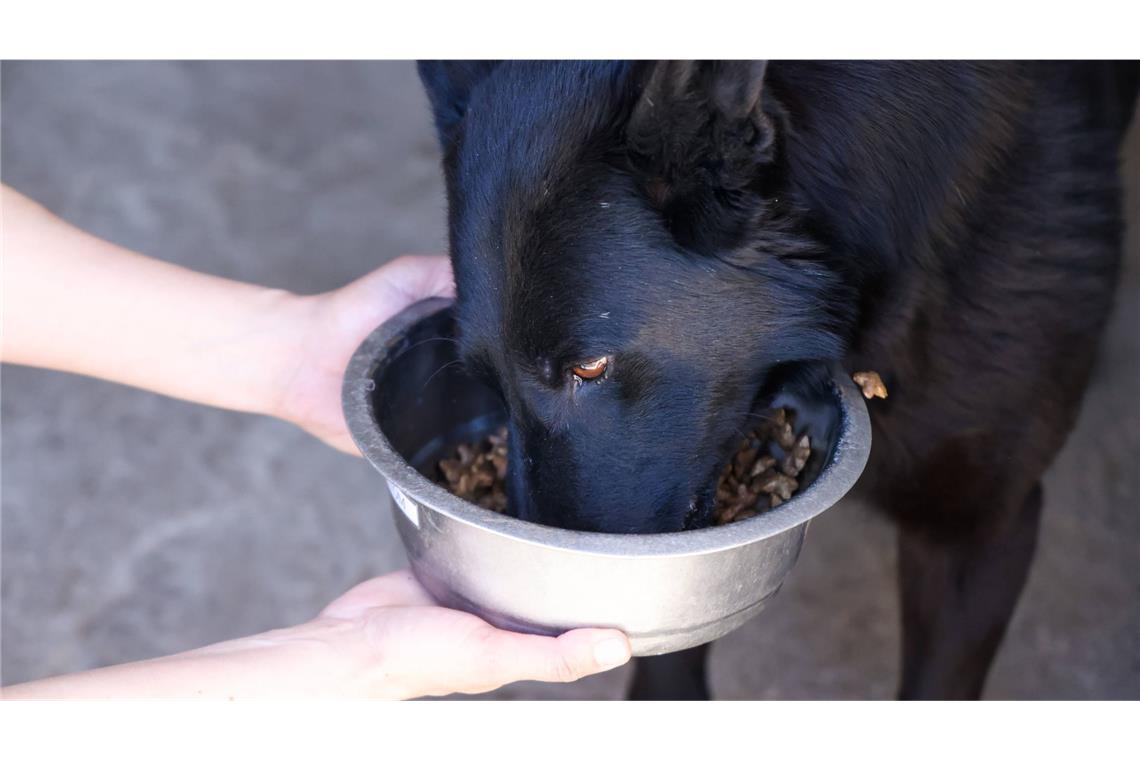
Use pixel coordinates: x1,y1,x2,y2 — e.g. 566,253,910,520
419,61,851,533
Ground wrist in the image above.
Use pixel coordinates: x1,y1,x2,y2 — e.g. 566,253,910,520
193,615,390,698
256,290,321,421
259,285,369,455
226,615,410,699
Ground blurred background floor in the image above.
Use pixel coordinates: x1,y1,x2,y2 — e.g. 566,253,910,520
2,61,1137,698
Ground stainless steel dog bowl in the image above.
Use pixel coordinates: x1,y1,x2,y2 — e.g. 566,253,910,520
343,298,871,656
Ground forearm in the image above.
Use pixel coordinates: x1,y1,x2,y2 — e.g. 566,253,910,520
1,618,375,700
1,185,312,418
1,571,629,700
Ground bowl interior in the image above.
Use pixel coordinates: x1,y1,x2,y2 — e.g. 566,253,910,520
370,305,846,531
370,306,506,479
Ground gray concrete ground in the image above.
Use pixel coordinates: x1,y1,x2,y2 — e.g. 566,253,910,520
2,61,1137,698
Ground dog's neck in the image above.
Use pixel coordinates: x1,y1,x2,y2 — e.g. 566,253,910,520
764,62,1034,361
770,62,1028,279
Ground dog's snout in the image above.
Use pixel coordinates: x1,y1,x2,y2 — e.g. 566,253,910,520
505,442,537,522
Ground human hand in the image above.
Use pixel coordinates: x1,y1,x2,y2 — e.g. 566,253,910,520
313,570,633,699
273,256,455,454
3,570,632,699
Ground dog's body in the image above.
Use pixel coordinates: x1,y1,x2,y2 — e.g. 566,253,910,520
418,61,1137,699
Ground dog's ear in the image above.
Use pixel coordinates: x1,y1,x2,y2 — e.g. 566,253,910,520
626,60,776,206
417,61,500,147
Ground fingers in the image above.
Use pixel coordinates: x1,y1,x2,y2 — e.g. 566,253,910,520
297,254,455,457
331,255,455,335
459,625,632,693
320,573,633,698
385,254,456,303
415,254,457,299
319,567,633,699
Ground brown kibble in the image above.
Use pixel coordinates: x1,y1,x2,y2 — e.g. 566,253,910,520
782,435,811,477
776,422,796,449
758,472,798,501
438,458,463,484
456,443,475,465
853,370,888,400
715,500,746,525
749,455,777,479
476,490,508,513
432,412,812,527
735,486,759,511
470,465,495,490
733,447,759,480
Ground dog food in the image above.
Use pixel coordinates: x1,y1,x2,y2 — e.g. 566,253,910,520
853,370,888,400
433,408,811,526
435,427,510,513
710,407,811,525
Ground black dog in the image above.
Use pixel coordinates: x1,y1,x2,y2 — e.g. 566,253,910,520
417,61,1137,699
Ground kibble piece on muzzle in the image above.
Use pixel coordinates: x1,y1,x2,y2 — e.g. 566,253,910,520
432,408,812,528
852,370,888,400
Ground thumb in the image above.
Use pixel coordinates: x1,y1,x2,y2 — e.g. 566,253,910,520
463,627,632,692
357,255,455,313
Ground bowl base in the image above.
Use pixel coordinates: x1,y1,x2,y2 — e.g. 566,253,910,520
408,558,782,657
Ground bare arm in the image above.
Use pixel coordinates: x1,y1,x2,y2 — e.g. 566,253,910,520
2,571,630,699
1,184,452,453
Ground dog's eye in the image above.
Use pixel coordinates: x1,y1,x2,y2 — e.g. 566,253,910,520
571,356,609,381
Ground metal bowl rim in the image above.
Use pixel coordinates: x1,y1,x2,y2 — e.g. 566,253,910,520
343,297,871,559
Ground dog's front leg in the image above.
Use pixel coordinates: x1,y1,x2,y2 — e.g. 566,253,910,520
896,483,1044,699
627,644,711,700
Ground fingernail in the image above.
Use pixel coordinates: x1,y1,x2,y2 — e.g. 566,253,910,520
593,637,631,669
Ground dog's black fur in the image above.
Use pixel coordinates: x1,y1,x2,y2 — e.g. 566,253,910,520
417,61,1137,699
